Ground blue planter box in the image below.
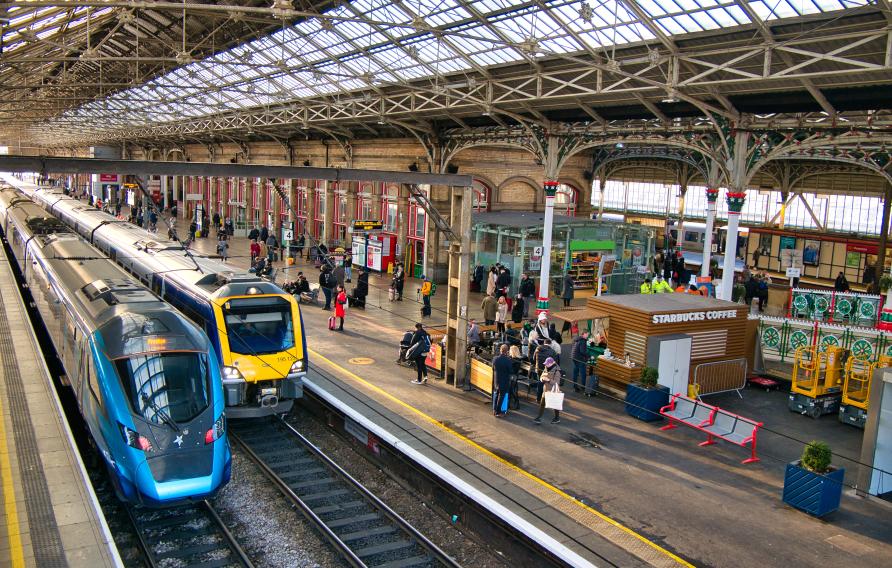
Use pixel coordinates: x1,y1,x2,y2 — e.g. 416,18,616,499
782,462,845,517
625,384,670,422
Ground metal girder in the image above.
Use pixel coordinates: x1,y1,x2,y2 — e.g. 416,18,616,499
0,155,473,186
18,9,892,147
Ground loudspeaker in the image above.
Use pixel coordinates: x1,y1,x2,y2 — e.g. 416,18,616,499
446,164,459,174
408,162,419,172
583,170,593,180
303,160,311,167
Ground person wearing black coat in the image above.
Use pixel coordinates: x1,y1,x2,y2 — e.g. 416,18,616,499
260,225,269,243
248,226,260,241
320,266,334,310
496,267,511,296
351,269,369,309
511,295,524,323
744,275,759,308
834,272,850,292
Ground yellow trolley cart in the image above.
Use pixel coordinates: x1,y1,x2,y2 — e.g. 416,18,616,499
788,345,847,418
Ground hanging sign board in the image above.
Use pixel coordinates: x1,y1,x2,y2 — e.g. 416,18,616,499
530,245,543,271
785,267,801,278
99,174,119,182
352,219,383,232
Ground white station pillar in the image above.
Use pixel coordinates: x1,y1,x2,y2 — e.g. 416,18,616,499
537,180,558,314
719,191,747,300
701,187,719,278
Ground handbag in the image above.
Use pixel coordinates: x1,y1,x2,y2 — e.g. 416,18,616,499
544,386,564,410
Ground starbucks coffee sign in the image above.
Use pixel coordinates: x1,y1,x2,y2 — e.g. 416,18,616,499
652,309,738,325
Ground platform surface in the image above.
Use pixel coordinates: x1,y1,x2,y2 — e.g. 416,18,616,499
129,213,892,566
0,243,120,567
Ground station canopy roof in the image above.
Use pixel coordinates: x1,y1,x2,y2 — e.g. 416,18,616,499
0,0,883,144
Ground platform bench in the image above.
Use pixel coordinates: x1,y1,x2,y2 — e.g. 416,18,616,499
659,394,763,464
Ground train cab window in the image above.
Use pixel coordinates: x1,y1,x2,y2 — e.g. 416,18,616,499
115,353,210,425
85,356,105,414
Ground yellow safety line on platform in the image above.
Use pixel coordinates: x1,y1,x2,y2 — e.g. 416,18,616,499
0,396,25,568
309,348,693,568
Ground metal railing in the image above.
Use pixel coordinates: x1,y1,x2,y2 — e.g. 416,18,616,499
693,358,748,398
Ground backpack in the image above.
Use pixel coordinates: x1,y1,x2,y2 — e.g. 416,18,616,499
430,282,437,296
758,280,768,291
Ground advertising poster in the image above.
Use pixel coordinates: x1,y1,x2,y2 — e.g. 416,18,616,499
846,251,861,268
803,239,820,266
779,236,797,255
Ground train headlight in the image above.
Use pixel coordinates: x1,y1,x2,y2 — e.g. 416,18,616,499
205,414,225,445
119,423,153,452
289,360,304,373
222,366,244,381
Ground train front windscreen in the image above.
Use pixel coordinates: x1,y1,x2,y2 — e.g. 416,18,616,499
115,352,211,425
222,296,295,356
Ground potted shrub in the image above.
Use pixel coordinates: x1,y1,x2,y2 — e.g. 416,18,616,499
782,441,845,517
625,366,669,422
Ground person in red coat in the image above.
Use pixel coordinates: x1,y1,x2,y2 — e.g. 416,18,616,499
334,285,347,331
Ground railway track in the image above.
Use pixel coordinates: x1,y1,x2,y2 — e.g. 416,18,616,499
232,416,461,568
127,500,253,568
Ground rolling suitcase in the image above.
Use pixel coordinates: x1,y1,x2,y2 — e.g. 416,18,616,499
388,287,396,301
328,316,336,330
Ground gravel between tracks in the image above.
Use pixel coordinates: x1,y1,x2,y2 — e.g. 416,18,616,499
289,410,509,568
213,449,347,568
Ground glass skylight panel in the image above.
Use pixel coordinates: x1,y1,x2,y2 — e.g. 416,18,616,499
655,15,688,35
421,0,472,27
689,9,723,29
636,0,668,17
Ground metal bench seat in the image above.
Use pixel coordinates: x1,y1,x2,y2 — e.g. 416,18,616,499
701,411,739,437
660,394,763,464
661,396,697,421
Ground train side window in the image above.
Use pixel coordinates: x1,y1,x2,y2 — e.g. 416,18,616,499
85,355,105,413
684,231,700,243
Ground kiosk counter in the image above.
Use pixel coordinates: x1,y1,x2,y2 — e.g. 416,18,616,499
587,293,751,395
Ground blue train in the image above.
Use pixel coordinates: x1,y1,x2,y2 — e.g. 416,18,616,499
0,184,231,506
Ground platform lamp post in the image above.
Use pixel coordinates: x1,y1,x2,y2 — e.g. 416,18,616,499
701,187,719,278
719,191,747,300
537,180,559,314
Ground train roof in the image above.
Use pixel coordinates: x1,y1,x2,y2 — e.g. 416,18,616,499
31,184,284,298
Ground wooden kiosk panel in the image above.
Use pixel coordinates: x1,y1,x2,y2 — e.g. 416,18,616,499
587,294,749,388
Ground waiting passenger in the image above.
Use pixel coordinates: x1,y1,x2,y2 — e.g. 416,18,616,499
533,357,562,425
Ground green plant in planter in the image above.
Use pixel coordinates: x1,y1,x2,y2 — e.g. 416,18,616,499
879,274,892,294
801,440,832,474
640,366,659,388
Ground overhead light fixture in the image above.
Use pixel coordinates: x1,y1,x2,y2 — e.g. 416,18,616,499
377,117,386,125
579,3,593,23
615,142,624,149
661,88,679,103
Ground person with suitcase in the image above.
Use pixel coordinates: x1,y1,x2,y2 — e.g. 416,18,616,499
420,276,433,318
492,344,513,417
333,285,347,331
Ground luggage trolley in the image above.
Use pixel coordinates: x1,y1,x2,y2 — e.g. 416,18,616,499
788,345,847,418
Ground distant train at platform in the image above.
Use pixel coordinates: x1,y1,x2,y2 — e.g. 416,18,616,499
0,184,231,506
18,181,306,418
